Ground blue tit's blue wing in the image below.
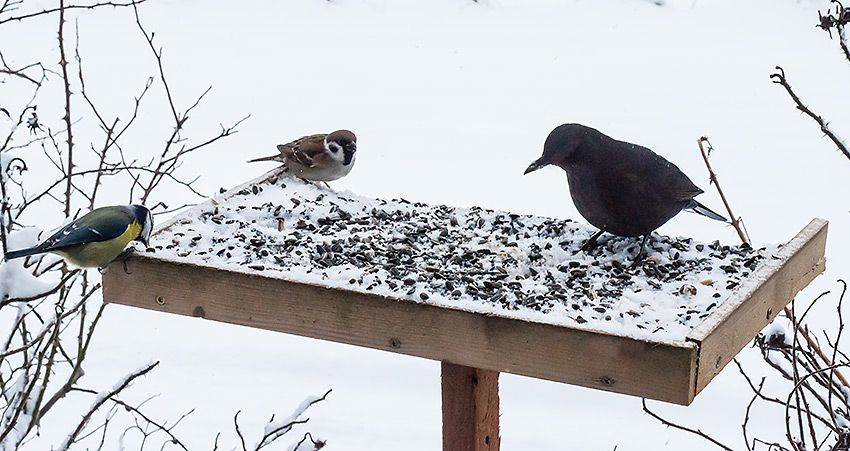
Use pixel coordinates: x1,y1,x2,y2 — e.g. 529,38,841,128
34,209,133,252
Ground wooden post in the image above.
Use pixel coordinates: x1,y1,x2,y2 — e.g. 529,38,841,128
441,362,500,451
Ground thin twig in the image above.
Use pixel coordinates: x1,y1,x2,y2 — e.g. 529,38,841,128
57,0,74,218
70,387,191,451
742,375,764,451
734,358,838,431
641,398,734,451
784,304,850,389
696,137,748,244
770,66,850,163
0,0,147,25
37,365,84,420
58,361,159,451
785,363,850,431
828,280,848,428
255,389,332,450
234,411,248,451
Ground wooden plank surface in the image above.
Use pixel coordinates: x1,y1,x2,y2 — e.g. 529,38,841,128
103,256,699,404
441,363,500,451
688,218,828,394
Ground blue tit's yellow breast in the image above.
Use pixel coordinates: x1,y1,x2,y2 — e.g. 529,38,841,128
124,220,142,242
54,220,142,268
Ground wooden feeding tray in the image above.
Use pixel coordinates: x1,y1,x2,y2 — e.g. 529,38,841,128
102,168,826,447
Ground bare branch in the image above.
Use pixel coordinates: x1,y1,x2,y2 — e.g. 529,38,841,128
58,361,159,451
828,280,848,429
0,0,147,26
57,0,75,218
696,137,748,244
785,363,850,447
770,66,850,163
71,387,192,451
641,398,735,451
783,294,850,390
734,359,837,431
234,411,248,451
817,1,850,64
0,268,81,308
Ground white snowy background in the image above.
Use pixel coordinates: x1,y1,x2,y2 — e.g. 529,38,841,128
3,0,849,449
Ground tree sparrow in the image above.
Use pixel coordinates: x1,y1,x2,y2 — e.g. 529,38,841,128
249,130,357,182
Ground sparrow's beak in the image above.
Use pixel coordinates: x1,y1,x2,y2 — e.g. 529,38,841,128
524,158,547,175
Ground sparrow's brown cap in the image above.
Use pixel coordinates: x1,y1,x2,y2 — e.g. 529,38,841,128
327,130,356,145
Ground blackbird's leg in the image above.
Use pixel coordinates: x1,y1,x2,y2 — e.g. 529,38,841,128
581,230,605,252
630,235,650,269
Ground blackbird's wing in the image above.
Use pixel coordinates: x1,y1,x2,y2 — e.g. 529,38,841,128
279,134,327,169
650,151,703,202
34,209,134,253
618,144,702,201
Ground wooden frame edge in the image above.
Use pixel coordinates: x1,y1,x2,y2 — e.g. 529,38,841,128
687,218,828,394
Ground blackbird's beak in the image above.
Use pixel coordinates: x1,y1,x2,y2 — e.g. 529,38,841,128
524,158,547,175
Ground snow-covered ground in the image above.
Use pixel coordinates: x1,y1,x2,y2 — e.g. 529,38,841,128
3,0,849,449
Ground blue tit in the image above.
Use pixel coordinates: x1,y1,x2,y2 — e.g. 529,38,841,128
4,205,153,268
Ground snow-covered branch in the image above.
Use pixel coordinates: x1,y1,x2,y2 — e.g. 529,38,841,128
57,361,159,451
232,390,331,451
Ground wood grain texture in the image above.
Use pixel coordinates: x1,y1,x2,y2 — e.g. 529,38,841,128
687,218,828,394
441,363,500,451
103,256,698,404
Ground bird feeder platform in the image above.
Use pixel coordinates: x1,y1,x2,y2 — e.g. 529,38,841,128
102,168,827,450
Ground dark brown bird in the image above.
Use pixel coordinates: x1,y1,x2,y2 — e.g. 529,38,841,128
249,130,357,182
524,123,726,255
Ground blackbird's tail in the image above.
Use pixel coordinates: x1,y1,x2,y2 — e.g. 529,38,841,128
4,247,43,261
686,200,728,222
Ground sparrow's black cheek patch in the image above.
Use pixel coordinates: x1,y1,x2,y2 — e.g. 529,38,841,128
328,142,342,153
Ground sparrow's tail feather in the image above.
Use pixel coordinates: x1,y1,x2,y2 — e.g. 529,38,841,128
686,199,728,222
247,154,284,164
5,247,43,261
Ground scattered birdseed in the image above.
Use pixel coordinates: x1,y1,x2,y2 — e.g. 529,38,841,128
143,175,780,342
